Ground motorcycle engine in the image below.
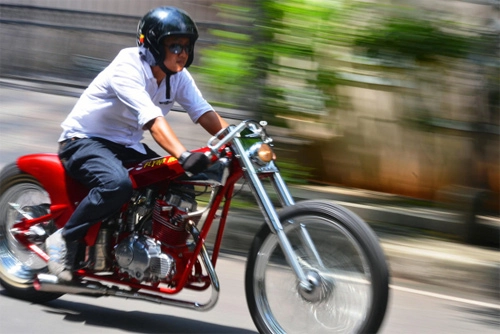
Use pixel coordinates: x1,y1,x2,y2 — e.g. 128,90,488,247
152,187,198,247
113,186,197,282
114,234,174,281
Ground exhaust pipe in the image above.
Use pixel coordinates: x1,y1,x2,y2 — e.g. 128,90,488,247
35,273,220,311
35,274,110,296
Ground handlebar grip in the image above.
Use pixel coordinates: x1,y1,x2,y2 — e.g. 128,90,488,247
207,123,244,155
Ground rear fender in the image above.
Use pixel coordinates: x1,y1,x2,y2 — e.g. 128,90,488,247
17,154,88,228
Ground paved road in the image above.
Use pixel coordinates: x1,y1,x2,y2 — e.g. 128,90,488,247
1,255,499,334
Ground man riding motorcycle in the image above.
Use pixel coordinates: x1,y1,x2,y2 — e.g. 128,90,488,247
46,6,228,281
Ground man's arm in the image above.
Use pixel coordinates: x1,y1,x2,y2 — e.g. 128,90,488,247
197,110,229,136
145,116,186,159
145,114,227,174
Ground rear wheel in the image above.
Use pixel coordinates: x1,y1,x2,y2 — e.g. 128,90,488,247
245,200,389,333
0,163,62,302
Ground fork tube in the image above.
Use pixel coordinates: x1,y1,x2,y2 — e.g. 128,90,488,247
299,223,326,268
269,165,295,206
232,139,309,286
270,163,325,268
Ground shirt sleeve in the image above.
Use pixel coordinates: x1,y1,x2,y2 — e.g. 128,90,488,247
109,58,163,128
174,70,213,123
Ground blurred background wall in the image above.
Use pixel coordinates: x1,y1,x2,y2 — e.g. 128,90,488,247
0,0,498,214
0,0,232,83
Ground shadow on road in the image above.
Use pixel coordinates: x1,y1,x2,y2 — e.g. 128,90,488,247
29,297,257,333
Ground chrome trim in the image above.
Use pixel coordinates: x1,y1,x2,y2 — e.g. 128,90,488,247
269,167,295,206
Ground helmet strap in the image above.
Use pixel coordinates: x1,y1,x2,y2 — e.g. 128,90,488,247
159,63,176,100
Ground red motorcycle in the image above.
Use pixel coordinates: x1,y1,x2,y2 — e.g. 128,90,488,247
0,120,389,333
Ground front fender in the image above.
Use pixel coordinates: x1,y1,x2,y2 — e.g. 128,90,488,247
17,153,88,227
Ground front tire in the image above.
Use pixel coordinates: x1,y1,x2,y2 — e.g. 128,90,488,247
0,163,62,303
245,200,389,334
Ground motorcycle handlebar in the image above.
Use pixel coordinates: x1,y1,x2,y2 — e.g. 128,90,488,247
207,120,263,158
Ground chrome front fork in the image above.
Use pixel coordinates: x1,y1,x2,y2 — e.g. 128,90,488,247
270,168,326,269
233,139,322,289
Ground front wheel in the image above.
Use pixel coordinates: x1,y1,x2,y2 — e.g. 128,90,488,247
245,200,389,334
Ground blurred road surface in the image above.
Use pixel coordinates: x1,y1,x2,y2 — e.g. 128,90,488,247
1,255,499,334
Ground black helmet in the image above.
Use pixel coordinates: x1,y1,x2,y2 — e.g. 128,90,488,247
137,6,199,69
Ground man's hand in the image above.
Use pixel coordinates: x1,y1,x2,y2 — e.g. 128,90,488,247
178,151,210,174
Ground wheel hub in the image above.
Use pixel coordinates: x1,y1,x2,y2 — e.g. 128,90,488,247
298,270,334,303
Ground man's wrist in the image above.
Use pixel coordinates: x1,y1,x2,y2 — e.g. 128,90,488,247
178,151,191,165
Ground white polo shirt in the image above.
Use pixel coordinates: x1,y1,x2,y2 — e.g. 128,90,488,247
59,47,213,154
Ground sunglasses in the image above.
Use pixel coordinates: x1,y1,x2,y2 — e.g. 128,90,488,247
165,43,192,55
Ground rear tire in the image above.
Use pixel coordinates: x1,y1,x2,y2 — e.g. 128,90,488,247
0,163,62,303
245,200,389,333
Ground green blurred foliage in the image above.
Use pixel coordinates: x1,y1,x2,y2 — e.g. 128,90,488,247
354,16,471,63
195,4,258,109
253,0,349,122
197,0,356,123
351,5,491,130
276,159,315,185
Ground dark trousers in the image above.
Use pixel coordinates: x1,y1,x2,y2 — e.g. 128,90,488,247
58,137,159,242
